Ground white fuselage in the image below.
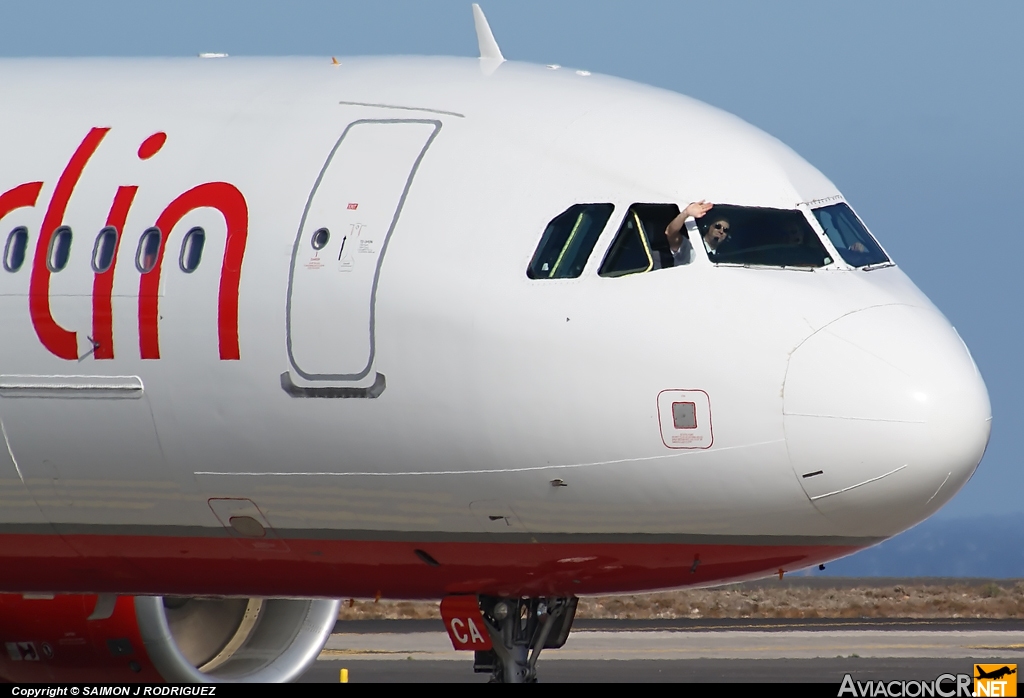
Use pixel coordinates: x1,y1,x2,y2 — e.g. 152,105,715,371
0,56,990,598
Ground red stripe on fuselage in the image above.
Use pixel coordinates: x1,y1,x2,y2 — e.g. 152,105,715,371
0,533,859,598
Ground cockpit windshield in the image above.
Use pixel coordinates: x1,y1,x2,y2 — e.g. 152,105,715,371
812,203,890,268
698,205,832,268
599,204,683,277
527,204,614,279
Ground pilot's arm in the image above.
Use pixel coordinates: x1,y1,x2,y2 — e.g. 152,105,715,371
666,200,713,254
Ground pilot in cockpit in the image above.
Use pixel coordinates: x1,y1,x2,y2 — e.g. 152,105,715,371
701,216,731,255
664,201,730,263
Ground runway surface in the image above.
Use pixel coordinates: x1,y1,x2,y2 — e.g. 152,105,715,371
300,618,1024,683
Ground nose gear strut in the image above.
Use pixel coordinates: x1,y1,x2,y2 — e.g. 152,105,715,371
473,596,578,683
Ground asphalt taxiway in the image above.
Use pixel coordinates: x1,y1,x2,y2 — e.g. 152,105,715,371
299,618,1024,683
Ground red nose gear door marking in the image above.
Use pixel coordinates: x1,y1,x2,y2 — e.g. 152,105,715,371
440,596,492,651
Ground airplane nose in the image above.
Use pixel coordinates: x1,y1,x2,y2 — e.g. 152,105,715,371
783,304,991,537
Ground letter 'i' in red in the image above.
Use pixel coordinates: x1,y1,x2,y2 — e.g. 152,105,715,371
91,132,165,359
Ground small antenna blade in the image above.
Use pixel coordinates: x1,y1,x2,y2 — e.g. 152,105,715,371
472,4,504,62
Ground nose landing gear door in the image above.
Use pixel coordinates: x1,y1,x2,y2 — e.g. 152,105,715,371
284,119,441,398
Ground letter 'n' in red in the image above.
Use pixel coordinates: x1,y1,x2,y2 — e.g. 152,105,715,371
139,183,248,360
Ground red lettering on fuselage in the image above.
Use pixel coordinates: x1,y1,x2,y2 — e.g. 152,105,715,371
30,127,110,360
0,181,43,225
137,132,166,160
91,185,138,360
141,182,248,361
0,127,247,362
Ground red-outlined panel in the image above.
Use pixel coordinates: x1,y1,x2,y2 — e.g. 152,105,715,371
657,389,713,449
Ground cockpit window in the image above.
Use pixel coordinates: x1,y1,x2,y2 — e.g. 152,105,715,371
599,203,683,277
698,205,831,268
812,203,890,268
527,203,614,279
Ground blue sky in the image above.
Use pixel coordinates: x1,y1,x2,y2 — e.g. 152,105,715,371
3,1,1021,522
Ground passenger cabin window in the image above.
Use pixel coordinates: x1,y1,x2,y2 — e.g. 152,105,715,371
697,205,831,268
527,204,614,279
4,227,28,272
47,226,72,272
136,227,161,274
92,227,118,273
812,203,890,268
179,227,205,273
599,204,683,278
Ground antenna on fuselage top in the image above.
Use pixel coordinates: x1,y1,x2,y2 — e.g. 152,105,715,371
472,4,505,63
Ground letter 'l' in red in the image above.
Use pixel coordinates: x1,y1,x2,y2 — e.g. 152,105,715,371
30,127,110,360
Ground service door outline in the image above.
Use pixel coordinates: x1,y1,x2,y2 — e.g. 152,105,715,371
657,389,713,449
286,119,441,383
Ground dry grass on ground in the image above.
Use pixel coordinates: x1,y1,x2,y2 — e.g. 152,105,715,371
336,581,1024,621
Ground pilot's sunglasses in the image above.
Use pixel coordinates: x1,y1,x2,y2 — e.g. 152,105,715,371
713,223,729,232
